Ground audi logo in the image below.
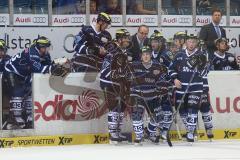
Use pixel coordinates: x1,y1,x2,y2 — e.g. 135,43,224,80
178,17,191,24
111,17,121,23
0,16,7,23
143,17,156,23
33,17,47,23
63,34,75,53
71,17,84,23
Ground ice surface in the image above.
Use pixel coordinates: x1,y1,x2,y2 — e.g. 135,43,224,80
0,140,240,160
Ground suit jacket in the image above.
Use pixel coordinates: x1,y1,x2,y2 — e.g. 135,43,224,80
128,33,149,62
199,22,226,57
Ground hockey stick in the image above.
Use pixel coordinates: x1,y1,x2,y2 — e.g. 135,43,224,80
166,68,198,146
125,63,173,146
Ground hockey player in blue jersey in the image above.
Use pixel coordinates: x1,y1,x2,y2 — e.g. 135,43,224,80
72,12,112,72
128,46,170,145
211,38,238,70
3,36,69,130
196,40,214,140
149,30,172,67
100,29,132,144
144,31,173,142
173,31,187,51
0,39,11,72
169,34,207,142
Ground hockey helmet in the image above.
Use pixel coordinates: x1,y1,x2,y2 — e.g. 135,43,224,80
141,46,152,54
186,34,198,40
0,39,7,52
97,12,111,24
34,36,51,49
115,29,130,40
150,30,165,43
173,31,187,40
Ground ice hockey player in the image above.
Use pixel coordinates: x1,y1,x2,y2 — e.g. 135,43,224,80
165,38,178,61
211,37,238,70
0,39,11,72
100,29,132,144
169,34,207,142
173,31,187,51
128,46,169,145
145,31,173,143
3,36,69,130
149,30,172,67
197,40,214,140
72,12,112,72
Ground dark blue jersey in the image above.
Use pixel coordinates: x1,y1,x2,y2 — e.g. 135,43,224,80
169,49,205,94
211,52,239,71
129,60,168,100
152,49,172,68
0,54,11,72
5,46,51,78
73,25,112,56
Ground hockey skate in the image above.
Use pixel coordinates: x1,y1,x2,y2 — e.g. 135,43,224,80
109,135,122,145
206,129,214,140
186,132,194,143
144,127,159,144
5,117,25,130
134,138,143,146
118,133,128,142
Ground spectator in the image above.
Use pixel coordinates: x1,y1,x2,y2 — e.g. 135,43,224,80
128,25,149,62
56,0,77,14
171,0,184,15
105,0,121,14
127,0,157,15
197,0,212,15
199,8,226,60
76,0,86,14
90,0,97,14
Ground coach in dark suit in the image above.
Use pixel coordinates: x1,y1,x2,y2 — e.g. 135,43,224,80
129,25,149,61
199,8,226,59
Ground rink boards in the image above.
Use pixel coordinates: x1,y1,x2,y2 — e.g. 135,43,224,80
0,71,240,147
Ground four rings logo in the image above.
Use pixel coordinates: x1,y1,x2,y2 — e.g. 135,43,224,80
111,17,121,23
178,17,191,24
33,17,47,23
71,17,84,23
0,16,7,23
143,17,156,23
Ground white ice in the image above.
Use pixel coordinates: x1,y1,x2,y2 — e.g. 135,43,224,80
0,140,240,160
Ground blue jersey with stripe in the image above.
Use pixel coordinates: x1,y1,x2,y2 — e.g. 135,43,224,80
73,25,112,56
211,52,239,71
169,49,205,94
5,46,51,78
129,60,168,100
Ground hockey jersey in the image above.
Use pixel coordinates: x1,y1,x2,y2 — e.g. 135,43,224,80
152,49,173,68
169,49,205,94
100,43,128,89
5,46,51,78
211,52,239,70
0,54,11,72
73,25,112,56
129,60,168,100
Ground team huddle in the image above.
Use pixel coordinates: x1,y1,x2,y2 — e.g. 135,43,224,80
0,12,238,145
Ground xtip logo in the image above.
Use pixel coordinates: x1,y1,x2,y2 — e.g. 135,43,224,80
199,133,205,138
0,139,14,148
93,135,108,144
224,130,237,139
58,136,73,145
